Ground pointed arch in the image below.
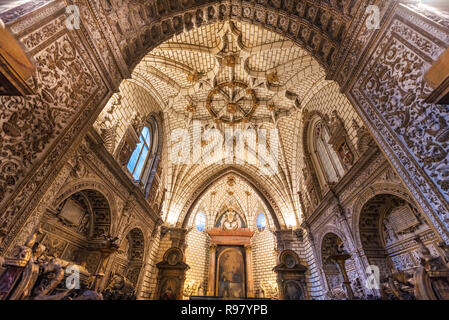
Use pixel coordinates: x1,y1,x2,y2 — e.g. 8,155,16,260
179,166,285,230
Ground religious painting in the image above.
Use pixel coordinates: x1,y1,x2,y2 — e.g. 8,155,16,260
159,277,178,300
216,247,245,298
283,281,304,300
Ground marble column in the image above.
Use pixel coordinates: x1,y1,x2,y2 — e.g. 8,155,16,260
245,245,255,298
207,244,217,296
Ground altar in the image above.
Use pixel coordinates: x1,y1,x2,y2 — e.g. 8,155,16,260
206,228,255,298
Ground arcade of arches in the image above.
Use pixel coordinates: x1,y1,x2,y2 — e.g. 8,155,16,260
1,0,449,300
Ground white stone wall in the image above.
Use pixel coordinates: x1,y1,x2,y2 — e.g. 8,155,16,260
139,231,161,299
184,229,210,296
251,229,277,296
291,81,364,198
302,236,325,299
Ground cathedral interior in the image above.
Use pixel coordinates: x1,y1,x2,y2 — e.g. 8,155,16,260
1,0,449,301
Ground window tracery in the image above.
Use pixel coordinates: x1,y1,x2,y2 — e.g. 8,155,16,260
311,119,345,188
124,116,160,196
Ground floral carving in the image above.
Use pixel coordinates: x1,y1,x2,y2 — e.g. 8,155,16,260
361,36,449,195
0,34,97,207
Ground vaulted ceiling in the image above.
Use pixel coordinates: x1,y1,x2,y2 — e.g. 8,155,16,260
132,21,324,127
98,13,355,230
183,173,278,230
130,20,327,228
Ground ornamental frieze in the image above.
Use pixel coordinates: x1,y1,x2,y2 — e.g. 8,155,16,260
349,6,449,242
0,9,109,250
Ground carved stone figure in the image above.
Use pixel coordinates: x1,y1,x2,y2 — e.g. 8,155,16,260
351,119,375,154
351,278,365,299
383,218,398,245
0,228,96,300
102,274,136,300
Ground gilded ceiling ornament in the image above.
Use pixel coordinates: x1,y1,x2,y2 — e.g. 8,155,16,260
267,103,277,112
201,139,209,147
227,176,235,187
226,103,238,114
224,204,235,212
205,81,258,124
266,72,279,84
222,210,240,230
186,72,201,83
222,54,238,67
185,103,197,113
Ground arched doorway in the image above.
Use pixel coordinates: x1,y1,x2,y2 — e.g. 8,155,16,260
321,232,361,299
125,228,145,286
182,171,279,299
111,228,145,286
358,194,440,282
40,189,112,274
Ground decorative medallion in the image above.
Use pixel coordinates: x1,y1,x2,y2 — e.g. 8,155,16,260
205,81,258,124
227,176,235,187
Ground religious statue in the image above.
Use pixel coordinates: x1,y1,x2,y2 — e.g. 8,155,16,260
381,257,415,300
335,238,349,255
197,282,205,296
0,228,99,300
328,110,344,137
351,277,365,299
160,284,176,300
183,280,198,298
100,233,120,250
383,218,398,245
413,236,449,300
102,274,136,300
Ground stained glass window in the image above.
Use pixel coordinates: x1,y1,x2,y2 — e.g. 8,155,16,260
256,212,266,231
196,212,206,232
